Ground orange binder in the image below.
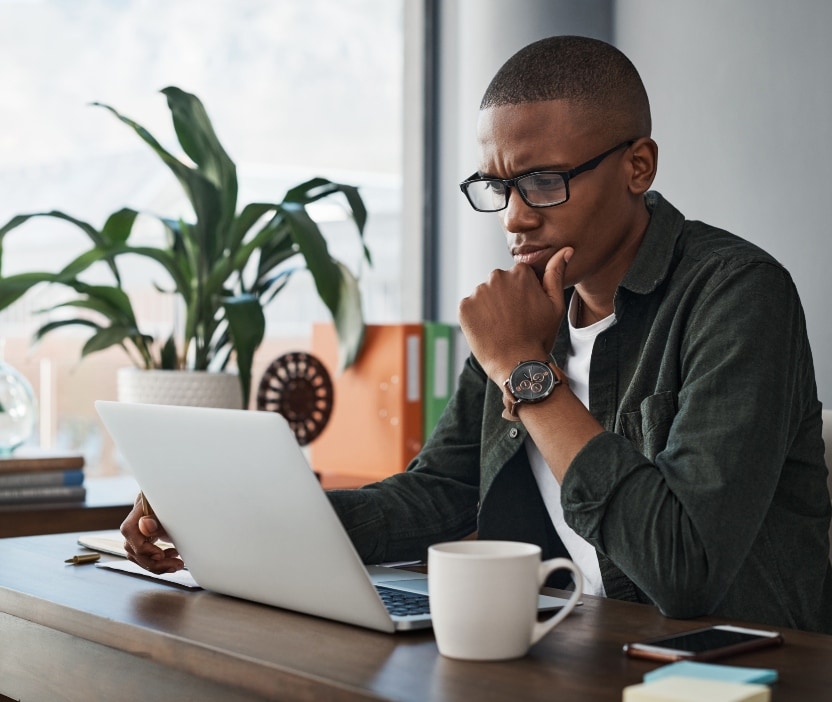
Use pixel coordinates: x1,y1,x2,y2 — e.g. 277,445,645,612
310,323,423,480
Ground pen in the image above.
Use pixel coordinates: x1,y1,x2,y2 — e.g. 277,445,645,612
140,491,151,517
65,553,101,565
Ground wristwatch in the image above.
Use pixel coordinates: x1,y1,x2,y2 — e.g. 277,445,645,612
503,358,562,417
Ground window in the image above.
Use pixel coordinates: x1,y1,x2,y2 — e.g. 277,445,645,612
0,0,406,474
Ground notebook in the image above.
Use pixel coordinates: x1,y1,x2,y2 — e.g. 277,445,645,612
95,400,573,633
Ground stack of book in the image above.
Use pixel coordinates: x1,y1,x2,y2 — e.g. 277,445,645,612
0,449,86,505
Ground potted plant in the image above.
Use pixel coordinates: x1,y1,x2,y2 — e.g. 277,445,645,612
0,87,370,407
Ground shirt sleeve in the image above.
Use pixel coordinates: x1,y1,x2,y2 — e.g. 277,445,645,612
327,354,484,564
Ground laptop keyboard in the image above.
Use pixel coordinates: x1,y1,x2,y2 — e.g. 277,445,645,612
375,585,431,617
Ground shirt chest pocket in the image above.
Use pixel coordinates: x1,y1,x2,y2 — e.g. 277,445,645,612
618,390,677,461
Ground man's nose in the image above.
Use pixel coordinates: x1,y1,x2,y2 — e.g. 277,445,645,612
500,187,540,232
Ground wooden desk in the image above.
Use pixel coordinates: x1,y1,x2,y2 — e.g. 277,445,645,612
0,476,137,538
0,533,830,701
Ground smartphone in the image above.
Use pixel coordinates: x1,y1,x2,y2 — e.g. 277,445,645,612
622,624,784,662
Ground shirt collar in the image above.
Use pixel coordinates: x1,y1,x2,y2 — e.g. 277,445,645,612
618,191,685,295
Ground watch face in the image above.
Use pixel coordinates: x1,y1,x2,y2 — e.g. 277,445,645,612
509,360,556,402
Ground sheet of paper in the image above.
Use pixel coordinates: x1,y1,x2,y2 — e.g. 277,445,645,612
79,530,175,558
97,559,201,589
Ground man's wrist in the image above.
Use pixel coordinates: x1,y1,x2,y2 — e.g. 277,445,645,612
502,356,567,417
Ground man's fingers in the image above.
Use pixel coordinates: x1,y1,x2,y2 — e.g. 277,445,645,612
542,246,573,300
124,540,183,574
120,493,182,573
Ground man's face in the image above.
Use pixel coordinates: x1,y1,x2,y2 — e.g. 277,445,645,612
476,100,640,290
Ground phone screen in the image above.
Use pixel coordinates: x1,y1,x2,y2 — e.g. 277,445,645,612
623,625,783,661
643,627,766,654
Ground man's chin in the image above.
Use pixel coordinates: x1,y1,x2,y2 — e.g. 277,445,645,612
531,264,546,282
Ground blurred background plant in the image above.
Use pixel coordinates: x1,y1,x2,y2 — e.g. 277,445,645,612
0,87,371,407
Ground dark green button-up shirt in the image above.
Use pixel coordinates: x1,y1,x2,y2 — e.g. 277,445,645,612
329,192,832,633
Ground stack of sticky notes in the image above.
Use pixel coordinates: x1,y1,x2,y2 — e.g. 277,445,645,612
623,661,777,701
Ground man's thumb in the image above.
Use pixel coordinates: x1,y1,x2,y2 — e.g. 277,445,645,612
139,515,159,538
542,246,573,297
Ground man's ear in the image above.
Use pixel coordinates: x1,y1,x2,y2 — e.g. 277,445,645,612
627,137,658,195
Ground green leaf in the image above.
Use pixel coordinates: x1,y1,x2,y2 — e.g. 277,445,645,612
161,86,238,231
160,335,179,369
33,318,100,343
81,325,146,357
282,179,370,264
3,210,106,248
58,247,115,281
222,295,266,407
109,244,192,305
256,267,298,305
335,183,372,265
330,261,365,369
0,210,122,281
284,178,368,236
280,202,341,312
228,202,285,256
64,283,139,324
101,208,140,246
0,272,62,310
0,209,125,281
43,299,128,327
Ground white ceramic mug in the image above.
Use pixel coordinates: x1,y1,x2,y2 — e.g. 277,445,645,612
427,540,583,661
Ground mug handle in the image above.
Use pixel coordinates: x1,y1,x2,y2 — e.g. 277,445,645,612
530,557,584,645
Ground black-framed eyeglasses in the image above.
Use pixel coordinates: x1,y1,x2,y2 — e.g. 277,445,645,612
459,140,634,213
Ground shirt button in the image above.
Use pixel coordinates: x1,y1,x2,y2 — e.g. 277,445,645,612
509,427,519,439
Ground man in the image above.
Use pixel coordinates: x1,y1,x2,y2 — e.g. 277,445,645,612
123,36,832,633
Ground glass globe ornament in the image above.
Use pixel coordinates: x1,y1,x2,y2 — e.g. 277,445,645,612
0,361,37,456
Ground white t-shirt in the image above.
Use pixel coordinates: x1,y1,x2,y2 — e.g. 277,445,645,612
526,295,615,597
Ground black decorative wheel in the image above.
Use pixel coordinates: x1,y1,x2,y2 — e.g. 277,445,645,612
256,352,334,445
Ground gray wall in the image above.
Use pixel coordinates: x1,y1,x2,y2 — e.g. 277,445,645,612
435,0,832,405
615,1,832,405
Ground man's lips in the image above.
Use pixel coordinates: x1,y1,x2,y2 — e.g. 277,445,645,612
512,246,554,268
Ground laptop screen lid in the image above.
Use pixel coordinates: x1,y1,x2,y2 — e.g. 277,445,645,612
95,400,427,633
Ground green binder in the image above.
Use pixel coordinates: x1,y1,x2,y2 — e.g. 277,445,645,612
422,322,456,440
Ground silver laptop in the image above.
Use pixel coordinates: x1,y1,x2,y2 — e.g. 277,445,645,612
95,400,573,633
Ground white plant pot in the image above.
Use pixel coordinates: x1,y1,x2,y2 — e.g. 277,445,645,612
117,368,243,409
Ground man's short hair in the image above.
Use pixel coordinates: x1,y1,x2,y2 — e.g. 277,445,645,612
481,35,652,139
